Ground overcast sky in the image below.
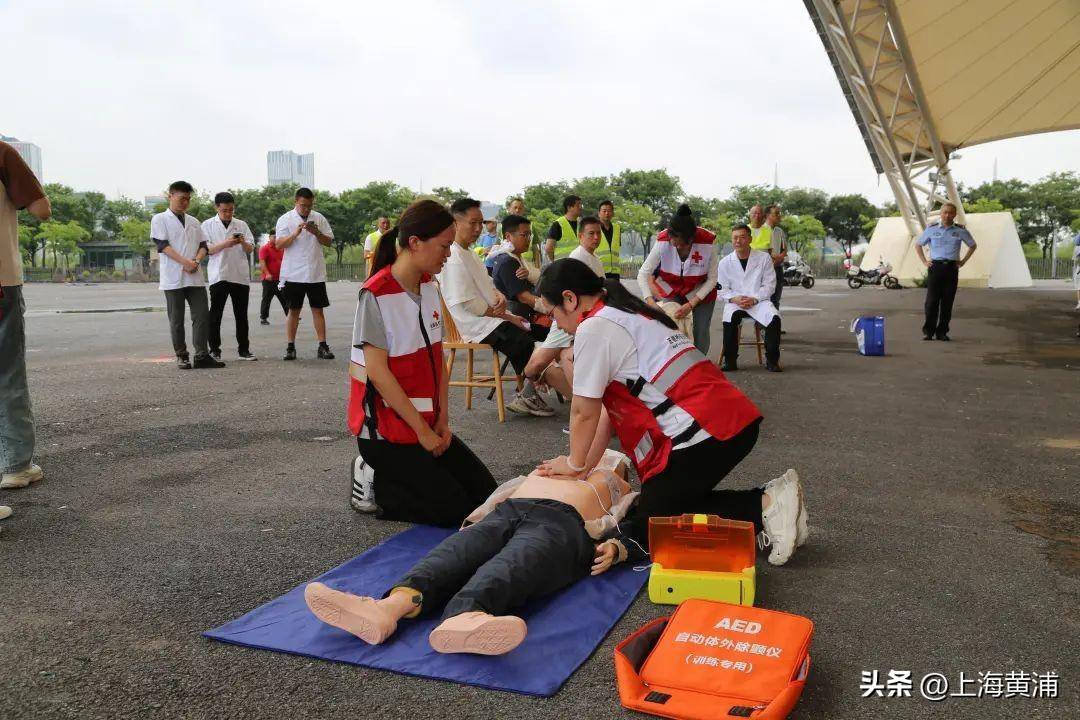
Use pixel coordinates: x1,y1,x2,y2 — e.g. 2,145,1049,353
5,0,1078,206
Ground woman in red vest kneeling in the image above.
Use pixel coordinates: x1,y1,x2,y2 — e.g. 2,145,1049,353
348,200,497,527
534,259,809,567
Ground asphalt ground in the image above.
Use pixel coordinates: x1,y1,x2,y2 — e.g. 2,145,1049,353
3,278,1078,719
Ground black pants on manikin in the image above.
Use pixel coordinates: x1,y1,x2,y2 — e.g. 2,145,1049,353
393,499,594,619
722,311,781,366
260,279,287,321
356,435,496,527
923,260,959,337
208,281,250,355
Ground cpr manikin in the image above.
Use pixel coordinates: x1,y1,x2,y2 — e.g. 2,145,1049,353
304,450,637,656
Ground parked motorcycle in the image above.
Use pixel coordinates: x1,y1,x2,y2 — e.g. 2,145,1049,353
782,251,815,289
847,257,900,289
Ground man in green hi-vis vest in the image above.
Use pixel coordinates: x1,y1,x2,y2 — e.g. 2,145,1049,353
597,199,622,279
748,203,772,252
544,194,582,263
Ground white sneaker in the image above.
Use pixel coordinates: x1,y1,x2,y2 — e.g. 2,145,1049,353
0,505,12,520
350,456,379,514
1,463,43,489
770,469,808,547
761,472,800,566
506,396,533,415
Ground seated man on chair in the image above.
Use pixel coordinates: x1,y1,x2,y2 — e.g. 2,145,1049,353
490,214,549,344
717,224,781,372
438,198,553,417
305,445,638,656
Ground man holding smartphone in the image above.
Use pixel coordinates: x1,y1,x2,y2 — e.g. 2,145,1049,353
202,191,257,361
274,187,335,361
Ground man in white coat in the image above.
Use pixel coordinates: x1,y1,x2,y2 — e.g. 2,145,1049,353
717,223,782,373
275,187,335,361
202,191,256,361
152,181,224,370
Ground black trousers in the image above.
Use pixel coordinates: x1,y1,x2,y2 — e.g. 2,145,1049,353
260,279,287,320
621,420,765,554
356,435,497,527
770,265,784,309
395,499,594,619
722,312,781,365
480,321,537,376
923,261,959,337
208,281,250,355
163,286,210,360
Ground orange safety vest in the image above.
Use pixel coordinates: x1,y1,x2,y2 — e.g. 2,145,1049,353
615,599,814,720
347,266,443,443
581,303,761,482
652,227,717,303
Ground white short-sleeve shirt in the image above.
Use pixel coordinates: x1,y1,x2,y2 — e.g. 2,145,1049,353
151,210,207,291
569,245,605,278
201,216,254,285
275,208,333,284
573,314,708,449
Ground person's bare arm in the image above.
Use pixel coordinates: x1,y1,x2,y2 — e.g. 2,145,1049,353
275,226,301,249
207,235,236,255
543,238,555,263
364,345,442,453
959,242,977,267
915,244,929,267
26,196,51,221
537,396,603,478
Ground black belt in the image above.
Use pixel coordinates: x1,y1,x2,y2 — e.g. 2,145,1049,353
931,259,957,264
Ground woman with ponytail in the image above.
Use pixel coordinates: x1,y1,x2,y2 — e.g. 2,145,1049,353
347,199,496,526
533,258,808,569
636,203,719,353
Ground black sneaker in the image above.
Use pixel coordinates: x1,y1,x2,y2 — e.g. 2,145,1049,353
259,318,270,325
193,355,226,369
177,356,192,370
317,344,335,360
237,352,258,361
922,334,934,341
936,334,951,342
720,358,738,372
210,349,222,360
283,345,297,361
765,363,783,373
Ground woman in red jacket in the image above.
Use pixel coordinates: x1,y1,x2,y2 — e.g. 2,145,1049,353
534,259,808,567
348,199,496,526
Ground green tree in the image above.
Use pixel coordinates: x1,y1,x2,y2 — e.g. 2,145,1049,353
723,184,785,219
430,186,471,204
329,182,416,264
101,197,150,237
519,181,572,215
570,175,616,215
780,187,829,219
119,218,152,260
820,193,878,248
609,169,683,219
1026,172,1080,258
36,220,90,268
18,225,36,264
614,203,660,257
526,207,559,262
966,196,1006,214
781,214,827,256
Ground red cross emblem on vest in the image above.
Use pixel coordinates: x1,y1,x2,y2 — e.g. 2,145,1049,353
690,250,703,264
433,309,440,321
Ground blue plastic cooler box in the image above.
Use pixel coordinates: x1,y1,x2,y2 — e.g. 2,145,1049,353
851,316,885,356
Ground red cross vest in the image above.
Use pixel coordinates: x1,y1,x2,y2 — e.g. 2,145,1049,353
585,303,761,482
652,227,717,303
347,267,443,444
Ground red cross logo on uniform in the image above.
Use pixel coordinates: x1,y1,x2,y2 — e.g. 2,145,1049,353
690,250,703,264
433,310,440,321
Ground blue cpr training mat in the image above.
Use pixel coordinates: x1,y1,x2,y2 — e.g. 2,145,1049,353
204,525,647,697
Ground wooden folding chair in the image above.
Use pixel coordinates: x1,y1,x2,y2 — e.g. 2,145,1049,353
719,317,765,366
440,298,521,422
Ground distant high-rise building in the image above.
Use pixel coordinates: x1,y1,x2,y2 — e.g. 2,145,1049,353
267,150,315,188
1,134,43,181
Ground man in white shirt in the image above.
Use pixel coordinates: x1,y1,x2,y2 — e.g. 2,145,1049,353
438,198,553,417
274,187,335,361
716,224,781,372
363,216,390,277
202,192,256,361
568,216,606,279
151,181,224,370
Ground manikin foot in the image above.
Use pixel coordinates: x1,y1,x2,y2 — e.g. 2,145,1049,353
304,582,397,644
428,611,527,655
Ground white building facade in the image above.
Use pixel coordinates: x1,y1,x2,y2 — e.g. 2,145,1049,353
267,150,314,188
1,134,43,181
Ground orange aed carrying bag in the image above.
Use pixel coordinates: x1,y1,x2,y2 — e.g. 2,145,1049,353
614,599,813,720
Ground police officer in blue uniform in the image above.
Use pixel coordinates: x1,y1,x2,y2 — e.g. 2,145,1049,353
915,202,977,341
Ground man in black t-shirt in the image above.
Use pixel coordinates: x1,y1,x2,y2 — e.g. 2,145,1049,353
491,215,548,342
